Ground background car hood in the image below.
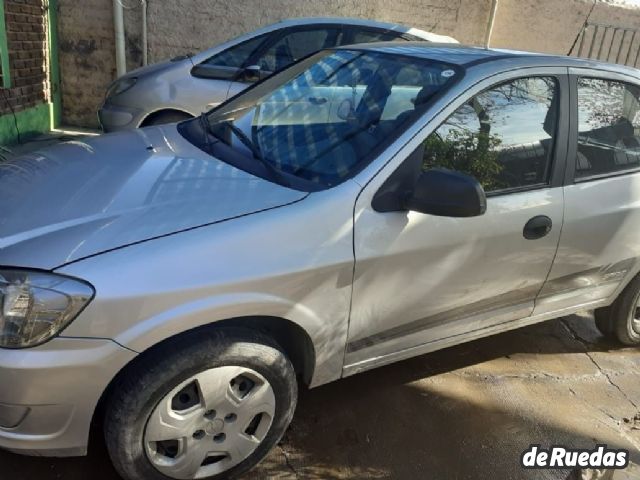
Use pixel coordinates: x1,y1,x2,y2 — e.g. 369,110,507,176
125,56,188,78
0,125,307,270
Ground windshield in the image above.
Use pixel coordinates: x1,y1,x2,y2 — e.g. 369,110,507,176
189,49,460,190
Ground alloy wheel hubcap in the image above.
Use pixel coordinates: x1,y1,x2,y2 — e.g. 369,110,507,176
144,366,276,479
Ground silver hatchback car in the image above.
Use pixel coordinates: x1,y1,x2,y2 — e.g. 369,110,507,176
2,44,640,480
98,17,457,132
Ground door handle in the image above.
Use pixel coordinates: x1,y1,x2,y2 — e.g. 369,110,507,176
308,97,327,105
523,215,553,240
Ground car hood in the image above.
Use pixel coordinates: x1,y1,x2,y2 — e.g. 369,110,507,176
0,125,307,270
125,57,188,79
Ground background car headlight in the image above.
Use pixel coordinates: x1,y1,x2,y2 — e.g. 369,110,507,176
0,270,94,349
105,76,137,99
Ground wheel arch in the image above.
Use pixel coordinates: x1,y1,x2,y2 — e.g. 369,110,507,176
194,316,317,385
138,108,194,127
90,315,315,449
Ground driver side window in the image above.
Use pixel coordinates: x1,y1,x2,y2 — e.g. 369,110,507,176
423,76,559,193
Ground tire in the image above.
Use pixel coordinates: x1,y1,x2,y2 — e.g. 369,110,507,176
142,111,193,127
597,274,640,346
593,306,613,337
104,328,298,480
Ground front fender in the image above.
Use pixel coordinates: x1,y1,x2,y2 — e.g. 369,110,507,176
56,183,359,389
110,292,345,387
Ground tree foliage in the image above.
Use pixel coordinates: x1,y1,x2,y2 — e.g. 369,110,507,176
422,129,506,192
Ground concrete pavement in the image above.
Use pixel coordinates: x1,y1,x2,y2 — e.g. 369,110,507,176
1,313,639,479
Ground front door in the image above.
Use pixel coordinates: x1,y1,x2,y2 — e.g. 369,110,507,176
346,72,569,371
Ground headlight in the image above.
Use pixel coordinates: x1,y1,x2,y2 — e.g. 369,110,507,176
0,270,94,349
105,77,137,99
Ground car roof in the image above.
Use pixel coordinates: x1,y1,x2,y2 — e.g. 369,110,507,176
270,17,458,44
338,41,640,77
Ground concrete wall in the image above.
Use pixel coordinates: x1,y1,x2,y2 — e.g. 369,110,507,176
146,0,490,62
57,0,115,129
58,0,493,127
0,0,51,144
57,0,640,128
490,0,640,57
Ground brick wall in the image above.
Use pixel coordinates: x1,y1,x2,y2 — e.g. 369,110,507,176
0,0,49,117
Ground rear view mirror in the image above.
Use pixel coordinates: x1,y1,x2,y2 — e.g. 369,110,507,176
242,65,263,83
337,99,354,121
405,168,487,217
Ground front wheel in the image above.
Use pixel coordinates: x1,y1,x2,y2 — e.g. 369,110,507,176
104,329,298,480
594,274,640,346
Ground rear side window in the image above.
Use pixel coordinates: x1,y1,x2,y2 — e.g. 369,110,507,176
576,78,640,178
423,77,559,193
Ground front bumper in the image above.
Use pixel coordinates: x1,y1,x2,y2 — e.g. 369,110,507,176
0,337,137,457
98,101,144,132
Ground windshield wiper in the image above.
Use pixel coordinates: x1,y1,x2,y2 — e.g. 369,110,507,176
198,113,219,154
218,120,262,160
207,118,292,188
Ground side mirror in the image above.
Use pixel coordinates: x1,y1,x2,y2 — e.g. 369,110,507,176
191,64,241,81
405,168,487,217
242,65,263,83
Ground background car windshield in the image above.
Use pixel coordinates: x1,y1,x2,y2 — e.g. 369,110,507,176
258,28,340,74
206,49,459,187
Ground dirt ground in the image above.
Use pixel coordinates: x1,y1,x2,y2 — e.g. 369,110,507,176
1,134,639,479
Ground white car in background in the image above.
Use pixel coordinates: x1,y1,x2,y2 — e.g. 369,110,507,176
98,17,457,131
